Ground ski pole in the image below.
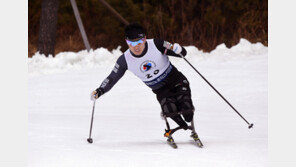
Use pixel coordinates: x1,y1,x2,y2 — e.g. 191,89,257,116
180,54,254,129
87,100,96,143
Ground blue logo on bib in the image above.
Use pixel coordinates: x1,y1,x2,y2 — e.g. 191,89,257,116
140,61,155,72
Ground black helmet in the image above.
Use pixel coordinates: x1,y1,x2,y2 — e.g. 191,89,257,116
124,23,146,41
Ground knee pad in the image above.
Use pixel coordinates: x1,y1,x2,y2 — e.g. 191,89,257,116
176,95,194,111
160,97,178,115
183,112,194,122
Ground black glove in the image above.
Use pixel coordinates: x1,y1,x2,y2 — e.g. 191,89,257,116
91,88,103,101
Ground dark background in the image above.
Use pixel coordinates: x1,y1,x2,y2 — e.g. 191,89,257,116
28,0,268,57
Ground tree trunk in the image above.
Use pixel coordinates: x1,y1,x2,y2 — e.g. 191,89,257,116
38,0,59,57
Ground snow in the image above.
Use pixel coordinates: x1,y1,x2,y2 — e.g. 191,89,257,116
28,38,268,167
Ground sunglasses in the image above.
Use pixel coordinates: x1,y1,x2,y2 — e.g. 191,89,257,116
126,38,144,46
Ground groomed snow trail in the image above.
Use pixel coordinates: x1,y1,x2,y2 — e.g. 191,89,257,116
28,39,267,167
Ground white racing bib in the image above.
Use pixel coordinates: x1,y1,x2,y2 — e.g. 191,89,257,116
124,39,171,86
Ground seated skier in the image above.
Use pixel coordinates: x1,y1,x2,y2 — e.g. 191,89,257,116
91,23,195,132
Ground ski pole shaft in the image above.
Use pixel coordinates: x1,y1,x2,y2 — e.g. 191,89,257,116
181,55,253,128
87,100,96,143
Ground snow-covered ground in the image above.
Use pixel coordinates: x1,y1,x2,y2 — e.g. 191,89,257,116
28,39,268,167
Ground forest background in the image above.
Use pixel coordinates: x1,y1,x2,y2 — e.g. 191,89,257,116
28,0,268,57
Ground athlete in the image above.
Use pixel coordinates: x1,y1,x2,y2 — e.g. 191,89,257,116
91,23,195,130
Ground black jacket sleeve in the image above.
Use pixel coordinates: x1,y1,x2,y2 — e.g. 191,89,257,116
98,55,127,94
153,38,187,57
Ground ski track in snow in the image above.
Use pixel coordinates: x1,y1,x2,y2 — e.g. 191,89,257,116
28,39,267,167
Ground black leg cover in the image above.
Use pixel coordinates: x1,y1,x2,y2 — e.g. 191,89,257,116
160,97,188,129
176,94,194,122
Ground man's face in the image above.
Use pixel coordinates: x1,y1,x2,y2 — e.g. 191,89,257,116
126,37,146,55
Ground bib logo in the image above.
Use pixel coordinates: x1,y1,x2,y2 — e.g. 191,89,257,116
140,60,156,72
